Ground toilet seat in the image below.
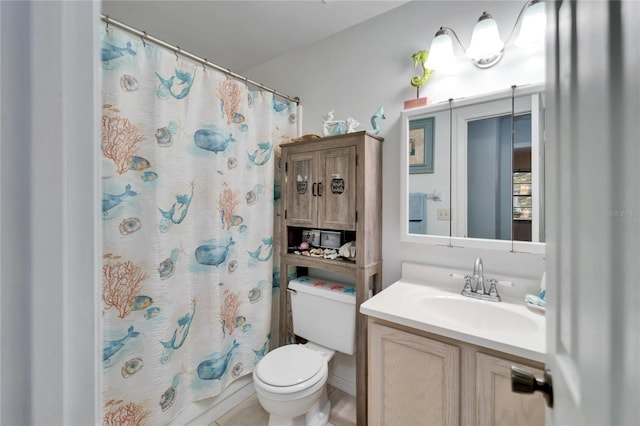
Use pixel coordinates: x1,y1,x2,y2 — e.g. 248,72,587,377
256,345,324,387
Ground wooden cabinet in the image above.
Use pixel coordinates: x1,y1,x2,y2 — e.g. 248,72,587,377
476,353,545,426
279,131,383,426
286,146,356,230
368,318,545,426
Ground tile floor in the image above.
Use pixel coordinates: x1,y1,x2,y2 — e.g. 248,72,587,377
212,385,356,426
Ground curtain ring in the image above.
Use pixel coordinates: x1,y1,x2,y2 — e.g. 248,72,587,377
140,31,147,48
202,59,207,73
105,15,110,32
175,46,180,62
226,69,231,80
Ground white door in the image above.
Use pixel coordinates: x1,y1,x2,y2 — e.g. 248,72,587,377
545,1,640,425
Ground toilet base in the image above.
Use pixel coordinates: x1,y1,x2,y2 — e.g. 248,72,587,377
266,388,330,426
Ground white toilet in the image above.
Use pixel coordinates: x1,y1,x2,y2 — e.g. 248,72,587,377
253,276,356,426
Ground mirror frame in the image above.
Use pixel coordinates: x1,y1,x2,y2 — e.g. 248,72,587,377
400,83,545,254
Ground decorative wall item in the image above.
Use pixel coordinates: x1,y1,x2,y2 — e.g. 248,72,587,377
370,105,386,135
410,50,433,91
101,26,297,424
409,117,435,174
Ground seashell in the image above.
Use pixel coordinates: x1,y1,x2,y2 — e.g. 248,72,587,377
309,248,324,257
238,225,248,233
119,217,141,235
231,362,243,378
155,127,173,147
228,260,238,273
289,113,297,125
159,386,176,411
338,241,356,260
248,287,263,303
227,157,238,169
120,74,139,92
239,124,249,132
121,357,143,378
245,190,257,205
158,258,175,280
241,323,251,333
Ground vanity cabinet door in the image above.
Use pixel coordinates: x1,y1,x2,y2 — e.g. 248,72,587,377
369,321,460,426
475,352,545,426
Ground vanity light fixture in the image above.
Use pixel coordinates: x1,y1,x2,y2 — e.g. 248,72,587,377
424,0,546,71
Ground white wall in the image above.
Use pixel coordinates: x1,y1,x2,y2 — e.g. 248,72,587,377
247,1,546,287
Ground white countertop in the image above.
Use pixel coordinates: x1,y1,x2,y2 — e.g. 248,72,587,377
360,264,546,363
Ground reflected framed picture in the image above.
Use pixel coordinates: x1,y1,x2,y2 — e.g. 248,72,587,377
409,117,434,174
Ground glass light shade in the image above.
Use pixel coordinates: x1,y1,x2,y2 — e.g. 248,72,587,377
516,1,546,46
425,30,455,71
466,12,504,62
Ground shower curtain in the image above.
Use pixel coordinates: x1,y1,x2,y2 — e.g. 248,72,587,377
100,26,297,425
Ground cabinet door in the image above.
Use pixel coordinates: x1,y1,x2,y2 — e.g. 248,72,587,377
286,152,317,228
317,146,356,230
369,322,460,426
475,353,545,426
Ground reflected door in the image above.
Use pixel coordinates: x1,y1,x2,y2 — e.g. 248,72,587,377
467,113,532,241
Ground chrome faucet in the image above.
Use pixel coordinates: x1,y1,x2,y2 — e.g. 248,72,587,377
460,257,501,302
472,257,485,294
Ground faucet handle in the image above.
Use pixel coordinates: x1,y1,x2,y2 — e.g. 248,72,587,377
461,275,473,295
488,278,500,298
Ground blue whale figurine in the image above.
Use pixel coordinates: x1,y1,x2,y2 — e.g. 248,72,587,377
102,184,137,213
195,238,235,266
197,340,239,380
103,325,139,362
194,129,235,153
101,41,136,62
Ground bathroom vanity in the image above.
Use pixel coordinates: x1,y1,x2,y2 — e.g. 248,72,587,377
362,263,546,426
279,131,383,425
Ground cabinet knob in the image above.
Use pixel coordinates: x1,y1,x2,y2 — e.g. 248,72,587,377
510,365,554,408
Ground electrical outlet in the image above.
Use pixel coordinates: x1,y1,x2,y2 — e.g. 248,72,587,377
437,208,450,221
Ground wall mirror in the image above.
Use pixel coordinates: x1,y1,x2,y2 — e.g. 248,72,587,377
400,84,545,253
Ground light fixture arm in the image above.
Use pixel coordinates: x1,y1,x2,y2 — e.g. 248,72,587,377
439,26,467,54
504,0,539,45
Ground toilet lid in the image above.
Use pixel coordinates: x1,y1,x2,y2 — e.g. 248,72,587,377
255,345,324,387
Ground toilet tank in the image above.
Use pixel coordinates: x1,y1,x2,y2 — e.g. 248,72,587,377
288,276,356,355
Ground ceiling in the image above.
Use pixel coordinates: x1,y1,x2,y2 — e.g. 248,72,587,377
102,0,409,73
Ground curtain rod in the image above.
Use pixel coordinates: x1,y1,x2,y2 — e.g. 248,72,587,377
101,14,300,105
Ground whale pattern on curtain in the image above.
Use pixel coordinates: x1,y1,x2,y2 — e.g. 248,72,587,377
100,26,297,425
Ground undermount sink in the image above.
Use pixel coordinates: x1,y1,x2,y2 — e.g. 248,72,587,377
420,295,539,333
